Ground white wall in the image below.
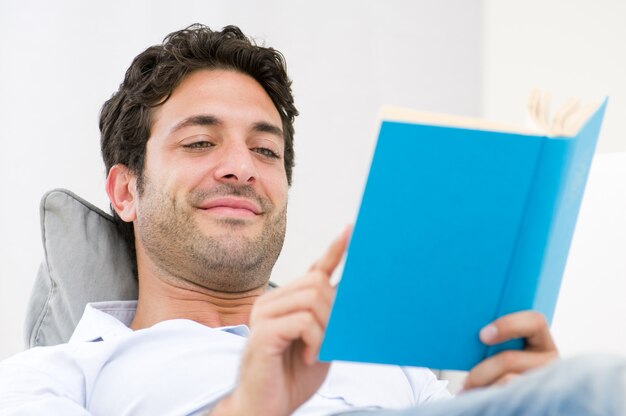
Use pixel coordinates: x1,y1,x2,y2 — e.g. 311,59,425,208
483,0,626,357
483,0,626,153
553,152,626,358
0,0,482,359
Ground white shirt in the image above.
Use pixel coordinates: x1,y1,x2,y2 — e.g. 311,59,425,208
0,301,450,415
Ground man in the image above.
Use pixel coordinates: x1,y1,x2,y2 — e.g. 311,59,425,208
0,24,621,415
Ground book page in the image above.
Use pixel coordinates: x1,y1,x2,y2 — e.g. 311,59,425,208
380,94,601,138
379,106,541,136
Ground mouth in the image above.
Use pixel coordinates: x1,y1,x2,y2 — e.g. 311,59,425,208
197,197,263,218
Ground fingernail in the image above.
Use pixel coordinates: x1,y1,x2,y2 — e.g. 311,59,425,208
480,324,498,343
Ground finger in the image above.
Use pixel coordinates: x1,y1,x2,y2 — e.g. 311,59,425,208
464,350,556,390
252,311,325,363
256,226,351,306
309,226,352,277
254,268,332,307
299,317,326,365
494,373,521,387
479,311,557,352
252,285,334,330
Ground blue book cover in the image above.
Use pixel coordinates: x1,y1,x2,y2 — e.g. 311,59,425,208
319,98,608,371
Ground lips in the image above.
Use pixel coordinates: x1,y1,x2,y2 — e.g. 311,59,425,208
198,197,262,216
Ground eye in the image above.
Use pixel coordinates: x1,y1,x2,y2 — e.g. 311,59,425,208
182,141,214,150
252,147,280,159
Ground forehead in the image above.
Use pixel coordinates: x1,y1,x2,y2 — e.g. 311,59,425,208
150,69,282,136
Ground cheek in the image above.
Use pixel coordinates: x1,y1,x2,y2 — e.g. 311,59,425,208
264,170,289,206
164,160,210,195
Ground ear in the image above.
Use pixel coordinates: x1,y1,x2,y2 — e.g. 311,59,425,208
106,164,138,222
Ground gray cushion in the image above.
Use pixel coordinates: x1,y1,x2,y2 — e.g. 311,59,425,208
24,189,137,348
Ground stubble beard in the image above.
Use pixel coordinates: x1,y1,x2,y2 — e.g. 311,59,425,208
135,179,287,293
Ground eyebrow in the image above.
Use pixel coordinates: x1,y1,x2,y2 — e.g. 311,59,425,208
252,121,284,140
169,114,221,135
169,114,284,140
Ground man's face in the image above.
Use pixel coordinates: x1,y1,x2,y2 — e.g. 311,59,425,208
134,69,289,292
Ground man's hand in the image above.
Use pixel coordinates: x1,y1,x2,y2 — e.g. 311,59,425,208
463,311,559,390
212,228,350,416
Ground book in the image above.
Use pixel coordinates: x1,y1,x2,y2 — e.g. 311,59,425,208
319,92,608,371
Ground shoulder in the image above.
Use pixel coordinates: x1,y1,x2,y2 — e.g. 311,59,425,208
0,343,87,404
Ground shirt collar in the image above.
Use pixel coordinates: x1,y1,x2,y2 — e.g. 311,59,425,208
69,300,137,343
69,300,251,342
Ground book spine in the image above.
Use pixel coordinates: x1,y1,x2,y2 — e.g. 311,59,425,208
487,100,607,358
486,137,573,357
532,102,608,321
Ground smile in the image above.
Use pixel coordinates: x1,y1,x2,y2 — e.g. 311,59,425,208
198,197,262,218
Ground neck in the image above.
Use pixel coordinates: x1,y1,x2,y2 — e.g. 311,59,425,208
130,267,268,331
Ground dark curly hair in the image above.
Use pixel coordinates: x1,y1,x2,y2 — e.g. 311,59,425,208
99,24,298,272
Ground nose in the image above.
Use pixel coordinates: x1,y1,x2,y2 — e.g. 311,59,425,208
213,141,257,185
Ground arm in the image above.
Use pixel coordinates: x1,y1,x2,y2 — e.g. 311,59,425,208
212,228,350,416
463,311,559,390
0,362,91,415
